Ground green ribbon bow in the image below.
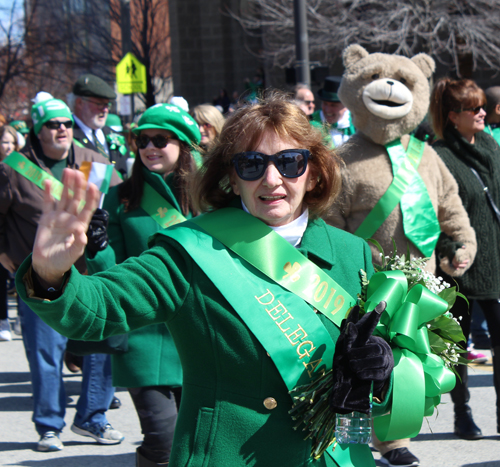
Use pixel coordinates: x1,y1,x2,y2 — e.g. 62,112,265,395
363,270,456,441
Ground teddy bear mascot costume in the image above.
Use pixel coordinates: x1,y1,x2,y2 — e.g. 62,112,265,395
324,44,477,467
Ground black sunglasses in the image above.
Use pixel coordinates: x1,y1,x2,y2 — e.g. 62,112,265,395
455,106,485,115
44,120,73,130
231,149,310,181
136,134,177,149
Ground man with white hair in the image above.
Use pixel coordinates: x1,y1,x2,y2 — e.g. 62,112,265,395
72,74,130,178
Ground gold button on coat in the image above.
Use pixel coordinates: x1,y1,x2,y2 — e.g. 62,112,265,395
263,397,277,410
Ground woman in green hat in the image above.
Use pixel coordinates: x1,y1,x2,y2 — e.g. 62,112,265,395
85,103,201,466
18,93,394,467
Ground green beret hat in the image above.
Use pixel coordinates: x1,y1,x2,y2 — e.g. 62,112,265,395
73,74,117,100
133,104,201,146
9,120,30,135
31,98,74,135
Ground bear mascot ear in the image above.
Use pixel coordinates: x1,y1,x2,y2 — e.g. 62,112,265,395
411,53,435,79
343,44,369,69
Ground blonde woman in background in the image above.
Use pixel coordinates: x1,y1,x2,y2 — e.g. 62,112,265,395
190,104,225,152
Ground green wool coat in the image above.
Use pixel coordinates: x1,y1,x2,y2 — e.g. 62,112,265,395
433,128,500,299
86,168,189,388
18,216,387,467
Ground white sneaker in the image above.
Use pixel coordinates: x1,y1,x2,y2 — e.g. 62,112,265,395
37,431,63,452
0,319,11,341
71,423,124,445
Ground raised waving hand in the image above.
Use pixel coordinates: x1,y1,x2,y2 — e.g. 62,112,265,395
32,168,100,287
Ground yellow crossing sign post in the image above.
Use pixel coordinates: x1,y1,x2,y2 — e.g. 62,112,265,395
116,52,147,94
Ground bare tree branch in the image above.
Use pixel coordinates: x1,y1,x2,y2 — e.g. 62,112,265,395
230,0,500,76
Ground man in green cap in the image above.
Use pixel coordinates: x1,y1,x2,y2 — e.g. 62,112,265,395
72,73,130,177
0,92,124,452
311,76,355,148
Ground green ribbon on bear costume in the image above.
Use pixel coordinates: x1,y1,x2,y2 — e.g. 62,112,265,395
363,270,456,441
354,136,441,257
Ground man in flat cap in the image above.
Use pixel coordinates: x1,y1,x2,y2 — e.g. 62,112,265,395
71,74,130,178
311,76,355,148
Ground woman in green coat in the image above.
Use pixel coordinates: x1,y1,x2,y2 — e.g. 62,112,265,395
86,104,201,466
18,94,394,467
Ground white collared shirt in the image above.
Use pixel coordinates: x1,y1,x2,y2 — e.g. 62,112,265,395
241,201,309,247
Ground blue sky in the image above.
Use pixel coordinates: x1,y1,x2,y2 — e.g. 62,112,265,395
0,0,24,42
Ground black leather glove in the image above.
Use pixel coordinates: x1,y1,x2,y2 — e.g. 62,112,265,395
86,208,109,259
330,302,394,414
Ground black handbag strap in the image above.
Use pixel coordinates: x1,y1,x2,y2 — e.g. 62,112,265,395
470,167,500,225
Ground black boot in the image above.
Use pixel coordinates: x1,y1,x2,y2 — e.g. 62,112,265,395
450,363,483,440
492,346,500,433
136,447,169,467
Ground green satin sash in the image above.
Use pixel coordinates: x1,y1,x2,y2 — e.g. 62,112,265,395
191,208,356,328
364,270,456,440
160,218,374,466
355,136,441,257
140,182,186,228
3,151,65,200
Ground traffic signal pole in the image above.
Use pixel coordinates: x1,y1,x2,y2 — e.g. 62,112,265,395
293,0,310,87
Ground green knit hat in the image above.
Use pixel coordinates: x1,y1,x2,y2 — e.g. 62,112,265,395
31,97,74,135
133,103,201,146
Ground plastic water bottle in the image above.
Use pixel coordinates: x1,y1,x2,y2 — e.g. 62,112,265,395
334,409,372,444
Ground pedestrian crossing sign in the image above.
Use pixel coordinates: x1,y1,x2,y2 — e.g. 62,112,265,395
116,52,147,94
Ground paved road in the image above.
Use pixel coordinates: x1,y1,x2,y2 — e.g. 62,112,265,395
2,297,500,466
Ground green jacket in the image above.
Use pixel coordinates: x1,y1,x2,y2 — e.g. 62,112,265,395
86,168,189,388
18,217,381,466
